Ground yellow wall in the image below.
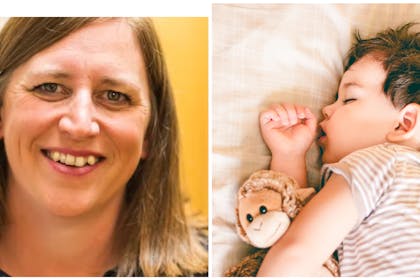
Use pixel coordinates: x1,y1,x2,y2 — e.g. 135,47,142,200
153,18,208,215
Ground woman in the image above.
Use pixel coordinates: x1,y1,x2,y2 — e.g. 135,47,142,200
0,17,207,276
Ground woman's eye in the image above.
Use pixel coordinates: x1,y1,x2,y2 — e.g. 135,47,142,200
97,90,132,109
107,91,127,102
32,83,68,101
38,83,58,92
33,83,60,93
343,98,356,104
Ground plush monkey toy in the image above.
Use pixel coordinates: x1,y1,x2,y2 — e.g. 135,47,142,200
224,170,339,277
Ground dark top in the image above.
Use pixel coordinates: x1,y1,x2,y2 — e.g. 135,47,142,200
0,268,207,277
0,226,208,277
0,268,117,277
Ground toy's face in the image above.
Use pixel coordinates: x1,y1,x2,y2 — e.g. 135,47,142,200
238,188,290,248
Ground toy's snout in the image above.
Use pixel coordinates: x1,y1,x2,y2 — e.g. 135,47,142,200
246,211,290,248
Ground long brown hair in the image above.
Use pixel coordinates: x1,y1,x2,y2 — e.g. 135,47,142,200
0,17,207,276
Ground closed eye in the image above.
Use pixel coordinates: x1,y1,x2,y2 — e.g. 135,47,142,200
343,98,356,104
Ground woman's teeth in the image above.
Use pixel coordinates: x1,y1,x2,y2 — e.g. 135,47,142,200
47,151,99,167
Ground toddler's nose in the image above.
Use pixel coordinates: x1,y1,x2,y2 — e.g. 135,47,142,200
322,104,333,119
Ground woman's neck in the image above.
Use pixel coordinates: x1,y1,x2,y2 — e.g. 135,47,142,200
0,180,124,276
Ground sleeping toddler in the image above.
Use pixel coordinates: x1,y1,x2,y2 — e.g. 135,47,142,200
256,23,420,276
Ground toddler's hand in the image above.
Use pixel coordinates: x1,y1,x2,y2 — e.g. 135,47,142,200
260,103,317,158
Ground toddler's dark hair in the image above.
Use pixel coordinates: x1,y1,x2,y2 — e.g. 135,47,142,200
345,23,419,108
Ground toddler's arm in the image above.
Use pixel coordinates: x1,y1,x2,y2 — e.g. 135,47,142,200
259,104,317,187
257,173,358,276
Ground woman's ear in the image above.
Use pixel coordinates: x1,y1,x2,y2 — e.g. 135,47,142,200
386,103,420,145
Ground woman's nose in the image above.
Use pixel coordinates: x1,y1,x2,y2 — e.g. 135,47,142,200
58,90,100,139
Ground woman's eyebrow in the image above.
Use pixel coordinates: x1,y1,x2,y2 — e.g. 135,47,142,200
27,70,72,80
100,76,142,92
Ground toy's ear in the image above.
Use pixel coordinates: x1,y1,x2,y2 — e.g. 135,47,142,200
295,188,316,204
235,206,249,242
386,103,420,147
235,196,253,245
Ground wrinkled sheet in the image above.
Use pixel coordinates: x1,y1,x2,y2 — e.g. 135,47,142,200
212,3,420,276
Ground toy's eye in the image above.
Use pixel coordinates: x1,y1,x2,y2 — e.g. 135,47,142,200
259,205,267,214
246,214,253,222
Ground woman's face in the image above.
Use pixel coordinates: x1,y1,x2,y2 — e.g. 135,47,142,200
0,19,151,217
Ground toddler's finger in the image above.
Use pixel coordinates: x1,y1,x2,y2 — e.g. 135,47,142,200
295,105,307,121
282,103,298,125
272,105,289,126
260,110,280,125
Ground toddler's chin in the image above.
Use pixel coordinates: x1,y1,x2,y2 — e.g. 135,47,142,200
321,149,337,164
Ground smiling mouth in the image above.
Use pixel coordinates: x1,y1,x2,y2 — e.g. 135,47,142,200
41,150,104,168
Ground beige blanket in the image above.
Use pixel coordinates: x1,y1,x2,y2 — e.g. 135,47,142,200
212,3,420,276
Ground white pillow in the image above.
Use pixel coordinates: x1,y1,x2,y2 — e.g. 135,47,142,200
212,3,420,276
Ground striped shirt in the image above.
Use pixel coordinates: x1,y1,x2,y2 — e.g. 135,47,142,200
321,143,420,276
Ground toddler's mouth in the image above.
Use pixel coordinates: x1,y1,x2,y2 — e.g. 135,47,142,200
317,128,327,145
